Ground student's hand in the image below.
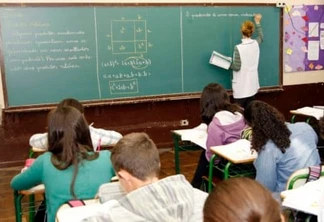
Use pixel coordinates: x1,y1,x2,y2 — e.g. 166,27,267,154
254,14,262,24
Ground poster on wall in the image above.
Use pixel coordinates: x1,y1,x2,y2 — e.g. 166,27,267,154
284,5,324,73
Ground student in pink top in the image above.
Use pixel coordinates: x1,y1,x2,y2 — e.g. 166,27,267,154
191,83,247,189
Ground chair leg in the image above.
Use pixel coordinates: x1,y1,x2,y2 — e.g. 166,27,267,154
29,194,36,222
14,191,24,222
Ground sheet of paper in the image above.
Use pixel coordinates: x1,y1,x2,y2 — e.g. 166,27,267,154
174,123,208,149
211,139,257,162
307,41,320,61
282,178,324,216
320,30,324,50
309,22,319,37
295,106,324,120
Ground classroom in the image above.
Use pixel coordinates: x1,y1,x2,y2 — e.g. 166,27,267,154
0,0,323,221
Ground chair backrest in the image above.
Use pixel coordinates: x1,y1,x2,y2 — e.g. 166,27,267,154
286,165,324,190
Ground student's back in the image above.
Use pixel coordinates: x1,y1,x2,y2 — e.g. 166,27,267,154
12,151,114,222
11,107,114,222
255,122,319,193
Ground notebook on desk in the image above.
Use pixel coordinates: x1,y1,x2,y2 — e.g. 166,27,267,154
174,123,207,149
281,178,324,217
293,107,324,120
210,139,257,163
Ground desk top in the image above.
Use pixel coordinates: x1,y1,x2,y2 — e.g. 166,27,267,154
172,123,207,149
211,139,257,164
290,107,324,120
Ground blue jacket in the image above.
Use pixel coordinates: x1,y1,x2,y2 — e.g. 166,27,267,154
254,122,320,195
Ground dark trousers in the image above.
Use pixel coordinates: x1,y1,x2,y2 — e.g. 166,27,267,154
191,151,210,189
234,95,255,109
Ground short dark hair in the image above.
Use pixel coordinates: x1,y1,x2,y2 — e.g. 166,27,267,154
111,132,160,180
203,178,282,222
319,117,324,139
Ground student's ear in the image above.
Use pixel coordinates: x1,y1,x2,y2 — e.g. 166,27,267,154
118,170,132,181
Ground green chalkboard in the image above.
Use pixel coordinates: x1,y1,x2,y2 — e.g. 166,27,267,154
0,5,282,107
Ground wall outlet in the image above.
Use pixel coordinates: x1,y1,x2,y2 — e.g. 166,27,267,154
180,119,189,126
276,2,286,8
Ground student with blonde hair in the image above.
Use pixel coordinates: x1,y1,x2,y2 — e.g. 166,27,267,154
203,177,284,222
230,14,263,109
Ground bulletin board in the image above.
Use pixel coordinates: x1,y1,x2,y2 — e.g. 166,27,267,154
284,4,324,73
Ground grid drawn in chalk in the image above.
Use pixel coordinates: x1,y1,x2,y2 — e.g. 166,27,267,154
111,20,147,54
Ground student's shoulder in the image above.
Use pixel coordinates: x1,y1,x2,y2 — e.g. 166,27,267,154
98,150,112,158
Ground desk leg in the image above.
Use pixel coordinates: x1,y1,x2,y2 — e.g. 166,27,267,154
224,162,232,180
14,191,23,222
208,154,216,193
172,133,181,174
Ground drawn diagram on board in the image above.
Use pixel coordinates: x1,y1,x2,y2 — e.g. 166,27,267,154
102,15,153,95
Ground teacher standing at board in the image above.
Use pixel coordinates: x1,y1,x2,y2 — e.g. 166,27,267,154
230,14,263,109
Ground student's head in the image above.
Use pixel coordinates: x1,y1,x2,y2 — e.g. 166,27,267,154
200,83,242,125
319,117,324,139
241,20,254,38
111,132,160,193
57,98,84,114
244,100,291,153
203,178,283,222
47,106,97,197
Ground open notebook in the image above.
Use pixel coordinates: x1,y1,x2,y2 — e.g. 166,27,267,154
211,139,257,162
175,123,208,149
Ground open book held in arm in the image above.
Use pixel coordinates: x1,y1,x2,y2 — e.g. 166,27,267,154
209,51,233,70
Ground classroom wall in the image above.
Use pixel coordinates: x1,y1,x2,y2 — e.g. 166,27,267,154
0,0,323,168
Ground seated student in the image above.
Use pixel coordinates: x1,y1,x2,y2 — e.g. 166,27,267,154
11,106,115,222
83,132,208,222
191,83,247,188
203,177,284,222
29,98,122,151
319,117,324,139
243,100,320,198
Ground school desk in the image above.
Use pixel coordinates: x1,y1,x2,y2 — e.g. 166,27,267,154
207,139,257,192
14,184,45,222
171,123,207,174
290,107,324,123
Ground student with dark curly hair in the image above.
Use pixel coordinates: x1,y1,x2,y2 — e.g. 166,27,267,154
319,117,324,139
243,100,320,198
203,177,284,222
191,83,247,188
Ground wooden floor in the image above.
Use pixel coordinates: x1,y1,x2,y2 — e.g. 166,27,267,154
0,149,202,222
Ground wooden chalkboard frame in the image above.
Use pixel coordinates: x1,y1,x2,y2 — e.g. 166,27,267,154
0,3,283,112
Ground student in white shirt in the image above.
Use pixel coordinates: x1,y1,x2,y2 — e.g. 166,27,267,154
29,98,122,151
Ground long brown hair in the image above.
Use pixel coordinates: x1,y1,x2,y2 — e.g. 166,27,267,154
204,178,282,222
47,106,98,198
200,83,242,125
244,100,291,153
